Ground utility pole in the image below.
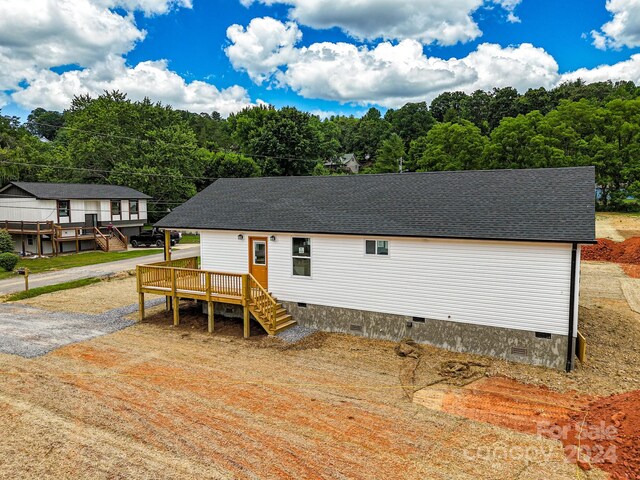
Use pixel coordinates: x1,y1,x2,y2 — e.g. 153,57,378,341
399,157,404,173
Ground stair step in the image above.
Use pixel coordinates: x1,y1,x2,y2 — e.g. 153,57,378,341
275,307,287,316
273,319,297,333
275,314,292,325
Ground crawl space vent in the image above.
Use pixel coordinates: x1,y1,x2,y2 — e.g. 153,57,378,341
349,324,363,332
511,346,528,356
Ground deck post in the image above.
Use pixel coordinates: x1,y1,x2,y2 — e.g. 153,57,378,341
171,268,180,326
139,293,145,321
208,301,215,333
136,266,144,321
36,222,41,256
205,273,214,333
242,274,250,338
164,230,171,261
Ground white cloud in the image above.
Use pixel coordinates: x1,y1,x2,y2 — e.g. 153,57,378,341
561,54,640,84
99,0,192,16
12,56,255,116
226,18,560,107
241,0,485,46
239,0,523,45
1,0,254,115
591,0,640,49
0,0,145,69
225,17,302,83
491,0,522,22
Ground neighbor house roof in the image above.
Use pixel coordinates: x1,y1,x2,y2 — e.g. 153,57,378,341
324,153,358,167
155,167,596,244
0,181,151,200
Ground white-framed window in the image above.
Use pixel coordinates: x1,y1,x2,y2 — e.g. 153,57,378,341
292,237,311,276
365,239,389,256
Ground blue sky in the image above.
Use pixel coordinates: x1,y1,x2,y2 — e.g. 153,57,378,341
1,0,640,119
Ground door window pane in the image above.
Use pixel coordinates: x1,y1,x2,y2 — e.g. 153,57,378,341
254,241,266,265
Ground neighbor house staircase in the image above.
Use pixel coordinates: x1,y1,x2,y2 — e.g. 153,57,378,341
247,275,296,335
94,226,128,252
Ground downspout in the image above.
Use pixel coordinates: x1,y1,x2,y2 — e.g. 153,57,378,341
566,242,578,372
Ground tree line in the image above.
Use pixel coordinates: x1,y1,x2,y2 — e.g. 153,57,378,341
1,79,640,220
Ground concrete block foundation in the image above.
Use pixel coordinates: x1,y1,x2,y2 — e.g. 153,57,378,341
282,301,572,370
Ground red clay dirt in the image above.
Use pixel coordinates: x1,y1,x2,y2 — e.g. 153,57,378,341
583,238,640,277
560,390,640,480
427,377,640,479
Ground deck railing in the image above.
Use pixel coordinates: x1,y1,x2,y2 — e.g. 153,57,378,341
136,256,291,337
137,257,244,299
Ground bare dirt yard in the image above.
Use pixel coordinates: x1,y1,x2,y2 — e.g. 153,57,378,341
2,216,640,479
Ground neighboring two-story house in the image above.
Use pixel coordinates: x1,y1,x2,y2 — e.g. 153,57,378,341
0,182,150,255
324,153,361,174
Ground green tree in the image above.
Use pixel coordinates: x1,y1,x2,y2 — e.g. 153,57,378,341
384,102,435,146
485,111,569,170
370,133,405,173
0,229,13,253
26,108,65,141
418,121,487,171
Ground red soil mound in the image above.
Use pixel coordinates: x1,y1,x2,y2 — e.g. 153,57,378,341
582,238,640,263
561,390,640,479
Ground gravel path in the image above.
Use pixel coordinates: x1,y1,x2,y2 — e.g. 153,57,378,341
276,325,317,343
0,298,163,358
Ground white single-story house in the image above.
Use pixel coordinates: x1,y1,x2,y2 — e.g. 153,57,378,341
151,167,595,371
324,153,361,174
0,181,150,254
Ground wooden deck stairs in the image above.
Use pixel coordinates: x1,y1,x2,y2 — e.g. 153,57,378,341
94,227,128,252
247,277,296,335
137,257,296,337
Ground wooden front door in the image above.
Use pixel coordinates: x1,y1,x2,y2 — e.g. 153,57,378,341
249,237,268,289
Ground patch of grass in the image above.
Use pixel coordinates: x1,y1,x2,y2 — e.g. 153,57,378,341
4,277,102,302
180,234,200,244
0,249,162,281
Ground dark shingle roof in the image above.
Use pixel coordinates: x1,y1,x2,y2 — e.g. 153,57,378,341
155,167,596,243
2,182,151,200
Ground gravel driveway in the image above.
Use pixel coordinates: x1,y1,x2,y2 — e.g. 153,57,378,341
0,298,163,357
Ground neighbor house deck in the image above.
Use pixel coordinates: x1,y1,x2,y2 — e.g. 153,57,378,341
136,257,295,337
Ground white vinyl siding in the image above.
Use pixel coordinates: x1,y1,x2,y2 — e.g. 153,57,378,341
0,197,57,222
200,230,576,336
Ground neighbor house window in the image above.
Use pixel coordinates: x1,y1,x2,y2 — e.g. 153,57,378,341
365,240,389,255
292,237,311,276
57,200,70,218
130,200,139,215
111,200,121,216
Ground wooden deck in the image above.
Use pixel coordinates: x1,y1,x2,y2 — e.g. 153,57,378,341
136,257,295,337
1,220,127,254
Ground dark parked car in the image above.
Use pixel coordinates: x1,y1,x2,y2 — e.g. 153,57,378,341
130,229,181,248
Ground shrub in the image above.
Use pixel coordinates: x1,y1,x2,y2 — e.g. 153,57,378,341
0,252,19,272
0,229,13,254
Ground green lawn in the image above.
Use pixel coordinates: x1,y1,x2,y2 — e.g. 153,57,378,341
4,278,102,302
0,249,162,281
180,234,200,244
